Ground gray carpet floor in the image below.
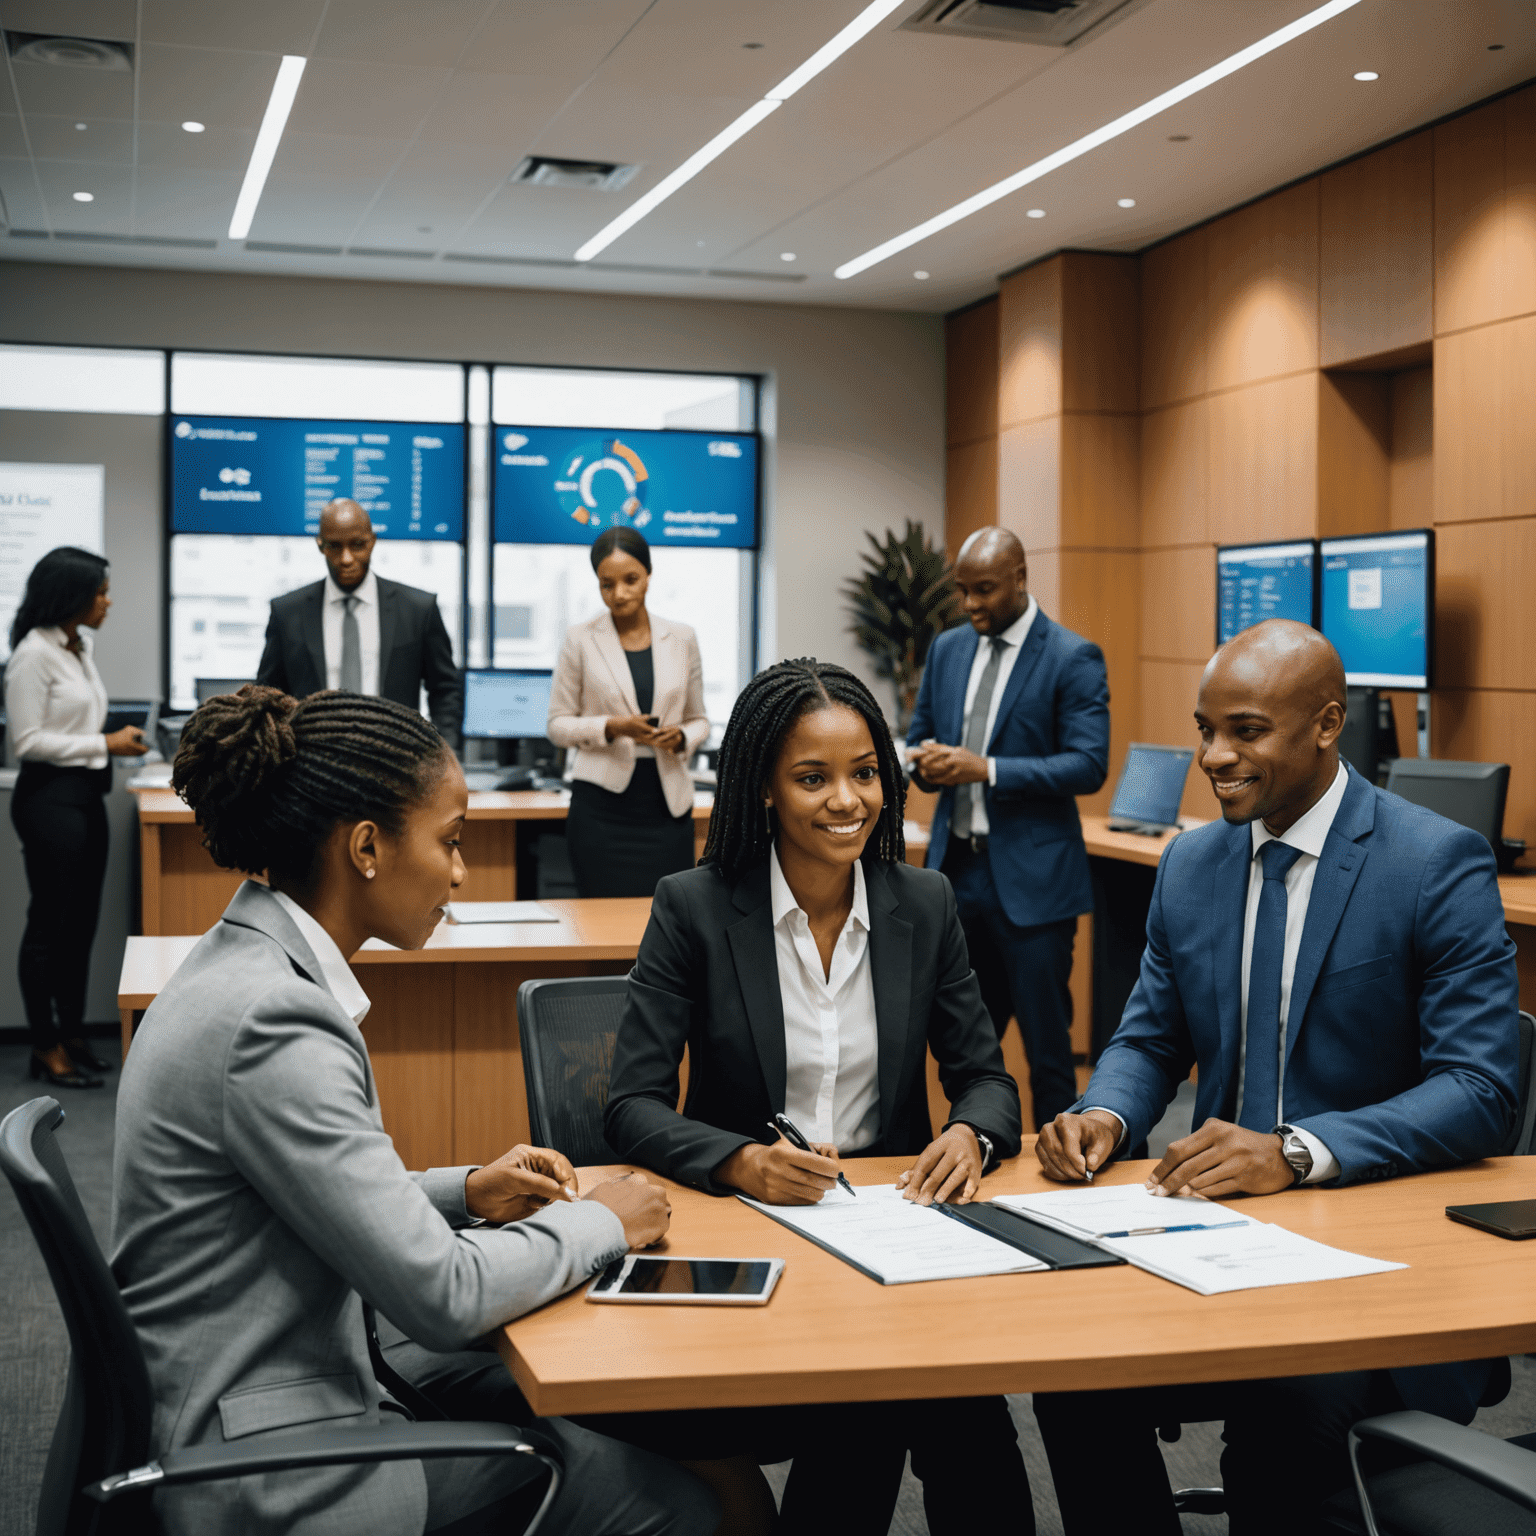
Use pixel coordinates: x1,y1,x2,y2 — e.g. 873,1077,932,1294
3,1051,1533,1536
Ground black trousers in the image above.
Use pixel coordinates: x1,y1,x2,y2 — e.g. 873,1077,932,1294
1033,1369,1407,1536
942,841,1078,1129
10,763,111,1053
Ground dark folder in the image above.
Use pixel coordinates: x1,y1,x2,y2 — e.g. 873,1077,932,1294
935,1200,1126,1269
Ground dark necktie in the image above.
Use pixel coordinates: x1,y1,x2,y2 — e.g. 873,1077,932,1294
1239,839,1305,1131
340,595,362,693
951,637,1007,841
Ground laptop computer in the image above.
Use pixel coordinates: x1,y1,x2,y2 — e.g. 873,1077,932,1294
1106,743,1195,835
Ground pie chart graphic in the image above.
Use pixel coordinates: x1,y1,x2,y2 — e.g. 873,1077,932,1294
554,437,653,533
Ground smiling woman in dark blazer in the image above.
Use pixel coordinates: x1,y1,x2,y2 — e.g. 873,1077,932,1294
606,657,1032,1536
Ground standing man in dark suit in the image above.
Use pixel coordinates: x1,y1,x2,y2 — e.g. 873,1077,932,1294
1032,619,1521,1535
256,497,462,745
907,527,1110,1130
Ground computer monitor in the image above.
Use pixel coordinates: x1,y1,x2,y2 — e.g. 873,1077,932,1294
1385,758,1508,856
1107,743,1195,834
194,678,254,704
1318,529,1434,688
462,668,555,740
1216,540,1316,645
104,699,160,738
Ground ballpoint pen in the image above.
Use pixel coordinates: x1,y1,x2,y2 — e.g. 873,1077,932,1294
1098,1220,1248,1238
769,1112,856,1198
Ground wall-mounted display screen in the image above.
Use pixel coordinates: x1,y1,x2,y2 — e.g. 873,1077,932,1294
171,416,465,539
494,426,757,549
1216,540,1316,644
1319,530,1433,689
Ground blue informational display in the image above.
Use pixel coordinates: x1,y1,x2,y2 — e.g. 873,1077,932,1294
462,669,554,740
171,416,465,539
494,426,757,549
1216,540,1316,644
1319,530,1433,688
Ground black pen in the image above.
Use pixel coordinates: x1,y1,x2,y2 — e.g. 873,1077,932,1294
769,1112,856,1198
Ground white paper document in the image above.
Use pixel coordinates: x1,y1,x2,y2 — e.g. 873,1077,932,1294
446,901,559,924
995,1187,1253,1241
740,1184,1047,1285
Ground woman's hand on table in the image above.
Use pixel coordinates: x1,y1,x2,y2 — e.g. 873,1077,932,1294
716,1138,842,1205
898,1124,983,1205
586,1172,672,1248
464,1144,578,1224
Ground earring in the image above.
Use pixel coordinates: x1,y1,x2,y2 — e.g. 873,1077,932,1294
365,868,375,880
762,803,772,836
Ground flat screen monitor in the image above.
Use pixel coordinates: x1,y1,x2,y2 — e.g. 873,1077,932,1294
1384,758,1508,853
194,678,254,704
1319,529,1433,688
1216,540,1316,645
462,668,554,740
1107,743,1195,833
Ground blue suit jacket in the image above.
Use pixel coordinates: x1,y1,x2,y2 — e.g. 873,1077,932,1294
908,610,1109,928
1078,764,1521,1419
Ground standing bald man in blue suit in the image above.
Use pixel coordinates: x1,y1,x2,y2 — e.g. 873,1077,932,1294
1033,620,1521,1536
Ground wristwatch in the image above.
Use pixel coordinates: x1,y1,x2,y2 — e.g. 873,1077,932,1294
952,1123,996,1173
1274,1124,1313,1186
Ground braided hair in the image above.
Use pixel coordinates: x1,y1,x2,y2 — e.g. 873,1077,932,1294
172,686,450,885
702,658,905,882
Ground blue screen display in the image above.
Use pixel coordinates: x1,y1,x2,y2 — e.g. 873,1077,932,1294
171,416,465,539
1217,541,1315,643
494,426,757,549
1319,531,1432,688
461,669,554,739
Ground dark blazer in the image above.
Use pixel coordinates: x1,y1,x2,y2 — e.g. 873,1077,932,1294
605,859,1023,1191
256,576,462,745
908,610,1109,929
1078,764,1521,1420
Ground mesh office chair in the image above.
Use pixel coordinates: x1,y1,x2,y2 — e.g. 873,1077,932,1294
1,1097,562,1536
1504,1011,1536,1157
517,976,631,1166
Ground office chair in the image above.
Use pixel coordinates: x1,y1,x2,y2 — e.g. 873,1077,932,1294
0,1097,563,1536
517,975,631,1166
1505,1011,1536,1157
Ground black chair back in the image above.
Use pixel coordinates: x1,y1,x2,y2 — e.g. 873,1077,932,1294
517,977,631,1166
0,1097,155,1536
1506,1011,1536,1157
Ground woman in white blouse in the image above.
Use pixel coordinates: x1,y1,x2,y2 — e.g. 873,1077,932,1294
5,546,146,1087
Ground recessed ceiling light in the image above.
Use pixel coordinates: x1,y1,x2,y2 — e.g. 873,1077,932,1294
74,122,87,131
1488,42,1505,50
780,251,796,261
1117,198,1136,208
743,41,764,49
72,191,94,202
181,120,205,133
229,54,307,241
1168,133,1191,142
834,0,1363,279
913,270,930,279
1353,70,1379,80
1026,208,1045,219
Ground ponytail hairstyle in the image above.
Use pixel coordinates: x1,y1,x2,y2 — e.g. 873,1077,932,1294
701,658,905,882
172,686,450,886
11,546,109,649
590,526,651,573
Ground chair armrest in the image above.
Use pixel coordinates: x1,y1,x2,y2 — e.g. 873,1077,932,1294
1348,1410,1536,1536
86,1421,550,1502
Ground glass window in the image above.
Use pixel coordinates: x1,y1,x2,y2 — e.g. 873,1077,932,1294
0,343,164,415
171,352,463,422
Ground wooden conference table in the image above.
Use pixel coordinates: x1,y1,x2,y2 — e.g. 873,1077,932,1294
501,1150,1536,1416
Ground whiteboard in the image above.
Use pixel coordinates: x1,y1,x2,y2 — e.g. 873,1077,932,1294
0,462,106,656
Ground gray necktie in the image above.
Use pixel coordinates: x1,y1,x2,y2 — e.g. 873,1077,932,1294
340,595,362,693
951,637,1006,841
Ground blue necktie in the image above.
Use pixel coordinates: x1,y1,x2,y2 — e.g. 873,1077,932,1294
1240,839,1305,1132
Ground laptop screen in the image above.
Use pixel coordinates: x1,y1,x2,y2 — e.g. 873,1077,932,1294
462,668,554,740
1110,744,1194,827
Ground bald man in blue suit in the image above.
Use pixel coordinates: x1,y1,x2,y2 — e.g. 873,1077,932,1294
1033,620,1521,1536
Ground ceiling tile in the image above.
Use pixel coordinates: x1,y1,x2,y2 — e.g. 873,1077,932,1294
9,58,135,118
23,113,134,163
130,163,241,237
137,43,290,129
0,156,46,227
314,0,495,69
284,58,449,139
245,174,389,245
32,156,133,228
136,119,256,172
272,132,413,182
454,181,636,259
533,85,757,168
413,70,574,149
0,114,27,158
456,0,651,86
0,0,137,40
139,0,326,54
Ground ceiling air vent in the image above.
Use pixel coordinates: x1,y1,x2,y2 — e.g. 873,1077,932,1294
6,32,132,69
509,156,638,192
901,0,1133,46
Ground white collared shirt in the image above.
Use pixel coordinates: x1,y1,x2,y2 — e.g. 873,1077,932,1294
770,846,881,1153
4,625,109,768
958,596,1038,835
270,889,371,1025
322,568,381,695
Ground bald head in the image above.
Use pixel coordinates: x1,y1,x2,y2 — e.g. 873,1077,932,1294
1195,620,1347,832
317,498,376,591
954,527,1028,635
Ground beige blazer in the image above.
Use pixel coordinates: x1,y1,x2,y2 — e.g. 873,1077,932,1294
547,610,709,818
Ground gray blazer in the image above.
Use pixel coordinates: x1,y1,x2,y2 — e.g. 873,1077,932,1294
111,882,626,1536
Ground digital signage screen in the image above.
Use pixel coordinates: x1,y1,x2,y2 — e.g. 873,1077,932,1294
171,415,465,540
1318,530,1433,689
1216,540,1316,644
494,426,757,549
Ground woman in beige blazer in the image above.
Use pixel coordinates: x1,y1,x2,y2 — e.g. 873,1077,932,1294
547,528,710,897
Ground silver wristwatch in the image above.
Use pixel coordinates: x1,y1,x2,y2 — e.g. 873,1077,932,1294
1275,1124,1312,1185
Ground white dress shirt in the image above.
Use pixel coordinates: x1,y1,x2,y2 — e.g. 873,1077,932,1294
322,569,381,696
770,846,881,1153
270,889,372,1025
4,625,109,768
957,596,1038,835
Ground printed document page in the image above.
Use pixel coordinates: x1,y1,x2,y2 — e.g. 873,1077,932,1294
446,901,559,923
740,1184,1047,1285
995,1186,1257,1240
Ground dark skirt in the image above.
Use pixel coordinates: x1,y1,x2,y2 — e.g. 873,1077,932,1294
565,758,695,898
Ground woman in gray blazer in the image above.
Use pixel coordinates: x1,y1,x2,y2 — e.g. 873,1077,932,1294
111,686,715,1536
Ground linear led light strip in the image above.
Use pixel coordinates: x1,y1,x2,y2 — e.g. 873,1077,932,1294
228,54,307,242
834,0,1363,280
574,0,907,263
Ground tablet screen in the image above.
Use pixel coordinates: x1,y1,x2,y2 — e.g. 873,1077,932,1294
596,1258,776,1297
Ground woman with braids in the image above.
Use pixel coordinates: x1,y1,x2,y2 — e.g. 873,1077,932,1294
111,686,717,1536
605,658,1034,1536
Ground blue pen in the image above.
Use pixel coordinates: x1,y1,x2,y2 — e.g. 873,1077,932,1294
1099,1220,1249,1239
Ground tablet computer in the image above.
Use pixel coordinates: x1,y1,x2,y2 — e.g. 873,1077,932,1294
586,1256,784,1305
1445,1199,1536,1240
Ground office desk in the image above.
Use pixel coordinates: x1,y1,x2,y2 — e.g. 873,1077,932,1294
499,1150,1536,1416
117,899,651,1171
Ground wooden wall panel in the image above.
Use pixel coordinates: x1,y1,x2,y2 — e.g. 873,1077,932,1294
1139,659,1208,817
998,256,1063,428
1205,179,1320,392
1141,225,1208,410
998,417,1061,550
1207,374,1319,545
1434,314,1536,524
945,439,998,560
1434,688,1536,846
946,298,999,446
1318,370,1391,538
1061,412,1139,548
1320,132,1433,366
1140,399,1208,548
1025,548,1060,617
1141,546,1215,663
1389,365,1433,528
1062,252,1140,413
1059,549,1140,816
1433,517,1536,692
